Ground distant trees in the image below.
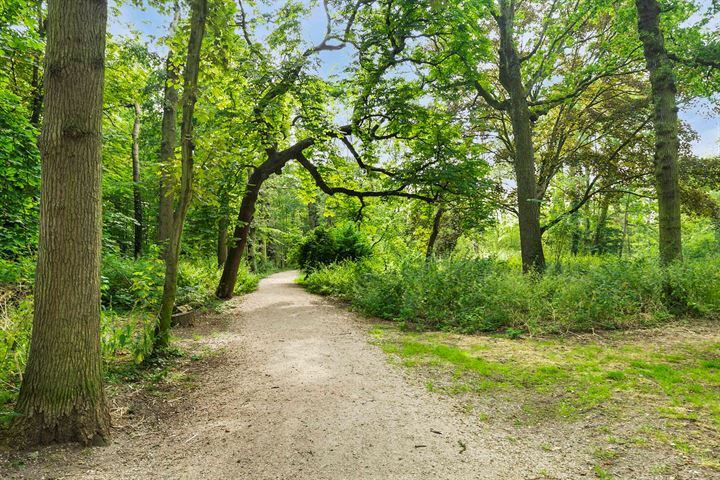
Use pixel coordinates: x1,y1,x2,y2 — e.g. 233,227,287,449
14,0,110,445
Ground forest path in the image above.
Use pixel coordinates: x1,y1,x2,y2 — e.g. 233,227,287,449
4,271,576,479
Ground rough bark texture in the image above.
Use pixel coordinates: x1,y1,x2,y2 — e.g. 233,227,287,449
156,0,207,350
131,101,143,258
157,2,181,249
496,0,546,272
636,0,682,265
14,0,111,447
217,165,271,298
425,207,444,259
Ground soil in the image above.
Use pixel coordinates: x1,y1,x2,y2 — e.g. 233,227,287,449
0,271,716,479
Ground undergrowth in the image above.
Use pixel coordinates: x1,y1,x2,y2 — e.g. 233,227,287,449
0,252,259,424
302,255,720,335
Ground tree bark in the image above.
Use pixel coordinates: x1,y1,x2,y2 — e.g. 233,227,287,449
216,152,288,299
14,0,110,446
496,0,546,272
155,0,207,350
157,2,181,250
425,207,444,259
216,167,267,298
131,101,143,258
636,0,682,265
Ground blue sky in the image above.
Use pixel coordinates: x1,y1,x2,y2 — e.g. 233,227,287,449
108,0,719,158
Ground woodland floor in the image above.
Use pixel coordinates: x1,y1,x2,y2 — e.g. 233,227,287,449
1,271,718,479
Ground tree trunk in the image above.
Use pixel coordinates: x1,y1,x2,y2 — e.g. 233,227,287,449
425,207,444,259
636,0,682,265
157,2,181,250
496,0,545,272
216,152,288,299
131,101,143,258
155,0,207,350
216,168,266,299
592,195,611,255
14,0,110,447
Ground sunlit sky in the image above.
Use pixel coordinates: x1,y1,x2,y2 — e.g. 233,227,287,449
109,1,719,158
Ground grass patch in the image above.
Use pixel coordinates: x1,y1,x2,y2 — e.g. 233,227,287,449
370,323,720,469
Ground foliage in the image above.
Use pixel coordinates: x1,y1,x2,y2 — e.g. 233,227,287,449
101,250,166,311
304,254,720,335
0,296,32,415
294,223,371,272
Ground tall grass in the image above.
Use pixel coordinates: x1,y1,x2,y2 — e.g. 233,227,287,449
303,255,720,335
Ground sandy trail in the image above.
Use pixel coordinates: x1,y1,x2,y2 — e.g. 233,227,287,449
4,271,600,479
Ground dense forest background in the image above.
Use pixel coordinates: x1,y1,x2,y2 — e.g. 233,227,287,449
0,0,718,449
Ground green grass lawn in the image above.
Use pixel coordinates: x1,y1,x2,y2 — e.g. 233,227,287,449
369,322,720,473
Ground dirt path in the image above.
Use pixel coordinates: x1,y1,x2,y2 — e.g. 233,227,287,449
5,271,598,479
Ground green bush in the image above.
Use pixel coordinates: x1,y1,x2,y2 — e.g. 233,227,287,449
0,296,32,409
0,257,35,286
101,251,259,313
101,251,165,311
303,255,720,335
176,257,258,308
295,223,371,272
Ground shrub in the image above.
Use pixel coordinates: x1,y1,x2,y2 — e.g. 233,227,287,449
101,251,165,311
295,223,371,272
303,254,720,335
0,296,32,410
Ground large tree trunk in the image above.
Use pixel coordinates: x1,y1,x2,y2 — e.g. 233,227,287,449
157,2,181,250
131,101,143,258
14,0,110,446
216,152,288,299
216,168,266,299
155,0,207,350
496,0,546,272
425,207,444,259
636,0,682,265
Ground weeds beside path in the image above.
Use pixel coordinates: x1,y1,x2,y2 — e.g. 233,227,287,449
1,271,718,479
